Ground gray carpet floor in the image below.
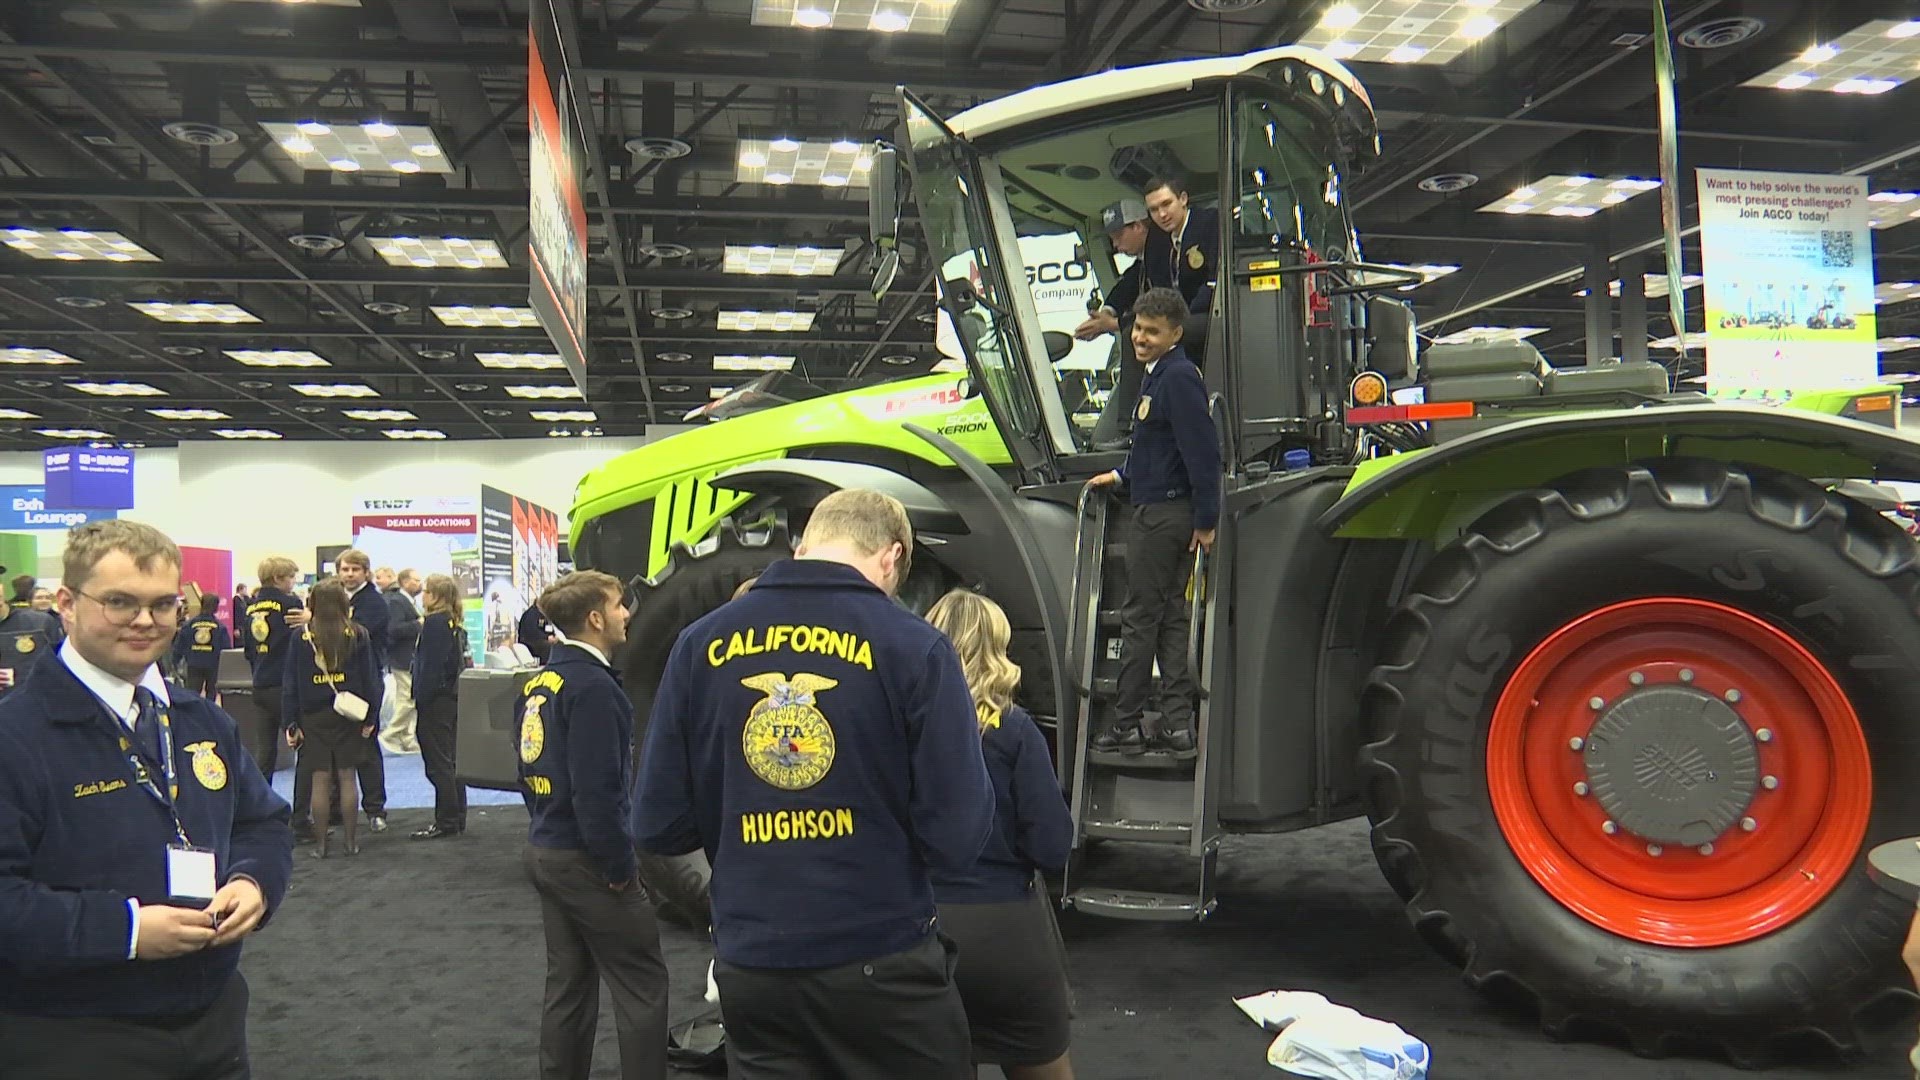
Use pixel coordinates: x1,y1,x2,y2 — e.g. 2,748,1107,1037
239,809,1915,1079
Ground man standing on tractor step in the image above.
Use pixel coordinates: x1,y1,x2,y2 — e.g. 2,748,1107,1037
1087,287,1221,758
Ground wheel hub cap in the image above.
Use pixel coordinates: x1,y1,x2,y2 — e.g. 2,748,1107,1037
1583,686,1759,847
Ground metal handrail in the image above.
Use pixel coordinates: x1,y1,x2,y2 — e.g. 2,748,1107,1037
1185,544,1211,701
1067,483,1106,698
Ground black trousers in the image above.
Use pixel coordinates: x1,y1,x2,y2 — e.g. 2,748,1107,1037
714,933,973,1080
524,846,668,1080
1113,499,1198,736
0,972,249,1080
252,689,281,778
418,694,466,830
183,668,217,701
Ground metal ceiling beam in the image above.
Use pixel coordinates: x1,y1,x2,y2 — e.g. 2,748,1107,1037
0,262,875,294
0,321,925,347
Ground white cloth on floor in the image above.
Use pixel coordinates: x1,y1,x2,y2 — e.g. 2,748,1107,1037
1234,989,1429,1080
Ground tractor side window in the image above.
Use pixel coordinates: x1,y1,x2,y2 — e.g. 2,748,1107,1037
1233,94,1350,259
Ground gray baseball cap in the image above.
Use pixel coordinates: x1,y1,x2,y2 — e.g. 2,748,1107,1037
1100,198,1149,234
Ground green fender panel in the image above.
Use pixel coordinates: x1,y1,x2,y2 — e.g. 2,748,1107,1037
1324,401,1920,541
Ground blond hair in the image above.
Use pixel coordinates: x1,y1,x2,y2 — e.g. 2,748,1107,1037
335,548,370,571
422,573,464,617
925,589,1020,730
800,489,913,577
539,570,624,636
62,520,181,591
257,555,298,584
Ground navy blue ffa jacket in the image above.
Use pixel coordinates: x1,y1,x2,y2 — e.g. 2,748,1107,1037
411,611,469,712
931,703,1074,904
517,643,637,886
0,652,293,1018
243,586,303,690
172,614,231,674
632,558,996,969
1104,204,1220,318
384,587,422,668
280,628,383,727
1118,345,1222,530
0,605,59,696
348,582,390,672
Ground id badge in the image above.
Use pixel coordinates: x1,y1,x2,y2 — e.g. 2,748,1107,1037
166,844,217,902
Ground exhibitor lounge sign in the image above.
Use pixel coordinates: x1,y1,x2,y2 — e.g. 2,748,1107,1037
43,447,135,510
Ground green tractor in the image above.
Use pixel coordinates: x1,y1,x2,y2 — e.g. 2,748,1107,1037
562,48,1920,1062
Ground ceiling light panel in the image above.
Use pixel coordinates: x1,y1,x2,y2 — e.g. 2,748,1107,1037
431,304,542,328
751,0,960,34
225,349,330,368
1478,174,1662,217
1867,193,1920,229
0,409,39,419
1573,273,1705,299
129,301,260,324
213,429,284,439
504,385,585,399
0,347,80,365
3,227,159,262
1650,332,1711,351
1301,1,1543,66
37,428,109,439
262,121,453,175
71,381,165,397
711,387,738,399
717,310,818,332
723,244,844,276
291,383,379,398
369,236,508,269
148,408,230,420
531,410,598,422
1430,326,1549,345
1878,336,1920,354
383,429,448,440
1745,19,1920,94
1878,281,1920,304
736,139,873,188
714,354,798,372
475,352,568,370
342,409,417,421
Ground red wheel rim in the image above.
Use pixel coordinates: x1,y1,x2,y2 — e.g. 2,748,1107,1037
1487,598,1872,948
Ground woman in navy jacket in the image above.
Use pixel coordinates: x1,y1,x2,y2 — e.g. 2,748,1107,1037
282,579,382,858
925,589,1077,1080
408,573,469,840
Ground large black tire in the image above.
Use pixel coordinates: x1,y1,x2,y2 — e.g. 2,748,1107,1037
623,514,793,928
1360,460,1920,1064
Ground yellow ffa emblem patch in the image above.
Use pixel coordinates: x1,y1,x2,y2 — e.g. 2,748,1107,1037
519,694,547,764
251,614,270,644
194,624,213,645
1136,394,1152,421
1187,245,1204,270
15,635,33,654
186,741,228,791
740,672,839,791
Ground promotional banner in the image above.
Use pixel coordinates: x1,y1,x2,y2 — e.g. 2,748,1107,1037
480,486,561,657
350,496,483,664
1697,169,1876,390
528,0,590,391
0,485,116,529
43,447,134,509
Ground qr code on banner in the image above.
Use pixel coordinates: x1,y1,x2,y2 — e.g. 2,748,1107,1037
1820,229,1855,269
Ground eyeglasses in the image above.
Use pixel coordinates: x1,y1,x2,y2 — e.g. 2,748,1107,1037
77,589,183,626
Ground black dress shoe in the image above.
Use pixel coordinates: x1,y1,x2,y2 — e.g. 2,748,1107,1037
1151,728,1198,758
1091,724,1146,755
411,825,460,840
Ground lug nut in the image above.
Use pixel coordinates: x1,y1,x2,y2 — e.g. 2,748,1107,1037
1588,696,1605,710
1629,671,1646,686
1602,820,1618,835
1679,668,1695,683
1725,688,1742,703
1755,728,1773,743
1647,844,1664,857
1698,843,1715,856
1740,817,1758,832
1573,781,1590,797
1762,775,1779,790
1569,736,1585,751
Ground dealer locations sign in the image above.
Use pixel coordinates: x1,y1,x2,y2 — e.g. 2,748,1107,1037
1697,169,1876,391
43,447,134,509
0,485,117,529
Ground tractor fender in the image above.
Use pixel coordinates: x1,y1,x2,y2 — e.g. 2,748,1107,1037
1321,401,1920,542
710,458,971,535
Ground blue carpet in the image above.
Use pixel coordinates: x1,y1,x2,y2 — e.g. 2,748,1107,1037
268,746,524,810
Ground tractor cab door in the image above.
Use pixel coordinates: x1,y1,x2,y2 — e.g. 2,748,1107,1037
900,90,1077,484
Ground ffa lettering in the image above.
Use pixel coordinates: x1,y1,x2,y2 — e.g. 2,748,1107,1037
707,625,874,670
525,775,553,796
740,807,855,844
312,672,345,686
523,670,566,695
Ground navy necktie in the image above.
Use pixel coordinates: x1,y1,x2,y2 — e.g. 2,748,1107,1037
131,686,164,767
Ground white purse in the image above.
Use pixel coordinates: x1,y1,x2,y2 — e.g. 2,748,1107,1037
312,634,370,722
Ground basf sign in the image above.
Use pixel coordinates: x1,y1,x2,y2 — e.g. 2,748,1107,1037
528,0,590,391
43,447,134,509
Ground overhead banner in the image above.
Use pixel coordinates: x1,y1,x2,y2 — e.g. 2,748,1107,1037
350,496,484,665
480,486,561,658
43,447,134,509
0,485,116,530
528,0,590,392
1697,169,1876,390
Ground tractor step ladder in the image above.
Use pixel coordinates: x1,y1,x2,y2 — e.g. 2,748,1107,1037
1060,485,1227,922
